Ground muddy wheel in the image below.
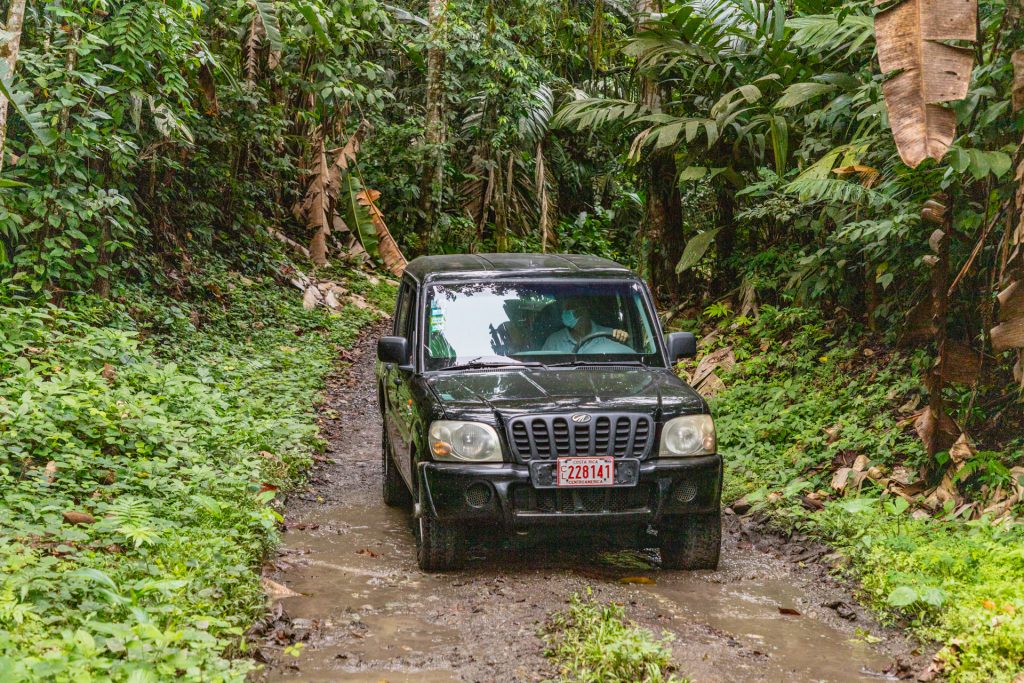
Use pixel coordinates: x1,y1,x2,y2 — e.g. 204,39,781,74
382,430,411,508
660,511,721,570
417,514,465,571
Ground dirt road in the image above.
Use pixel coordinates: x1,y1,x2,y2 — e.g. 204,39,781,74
259,326,918,682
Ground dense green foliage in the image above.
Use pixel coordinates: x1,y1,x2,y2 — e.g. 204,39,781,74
1,0,1023,678
0,268,388,681
708,308,1024,681
542,592,686,683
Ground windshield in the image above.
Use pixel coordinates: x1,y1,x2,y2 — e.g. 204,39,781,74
422,280,663,371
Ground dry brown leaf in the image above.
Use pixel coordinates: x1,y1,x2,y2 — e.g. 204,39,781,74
823,423,842,444
998,281,1024,322
852,454,870,472
101,363,116,384
198,62,219,116
937,340,980,386
690,346,735,391
618,576,656,585
833,164,880,187
301,286,321,310
874,0,975,167
831,467,852,492
902,297,937,344
261,577,301,600
948,433,975,469
913,407,959,456
62,511,96,526
991,317,1024,353
355,188,407,276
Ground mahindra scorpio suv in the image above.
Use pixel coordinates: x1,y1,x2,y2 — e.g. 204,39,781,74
375,254,722,571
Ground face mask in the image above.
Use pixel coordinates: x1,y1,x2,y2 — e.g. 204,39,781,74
562,309,579,329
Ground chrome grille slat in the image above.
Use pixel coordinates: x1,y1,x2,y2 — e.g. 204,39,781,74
506,413,654,461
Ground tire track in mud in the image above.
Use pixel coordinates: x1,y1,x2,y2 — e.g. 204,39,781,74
258,323,923,682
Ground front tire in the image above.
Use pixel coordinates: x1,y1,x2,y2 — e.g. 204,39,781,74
416,515,465,571
382,430,411,508
660,511,721,570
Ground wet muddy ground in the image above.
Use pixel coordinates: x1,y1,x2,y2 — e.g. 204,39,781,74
257,325,926,682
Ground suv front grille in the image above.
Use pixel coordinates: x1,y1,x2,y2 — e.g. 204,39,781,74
507,413,654,460
512,484,653,514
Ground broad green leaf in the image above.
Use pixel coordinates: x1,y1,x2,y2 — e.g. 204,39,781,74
835,497,877,514
0,64,56,146
252,0,283,53
886,586,918,608
988,151,1012,179
297,4,329,44
340,174,379,258
678,166,708,181
775,82,836,109
675,227,722,274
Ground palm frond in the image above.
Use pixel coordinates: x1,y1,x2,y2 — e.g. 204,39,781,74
551,97,648,131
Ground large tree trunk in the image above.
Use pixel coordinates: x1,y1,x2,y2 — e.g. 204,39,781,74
646,150,683,299
0,0,28,176
713,186,737,294
418,0,446,250
635,0,683,303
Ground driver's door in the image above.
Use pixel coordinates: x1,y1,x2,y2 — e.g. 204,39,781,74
384,280,417,487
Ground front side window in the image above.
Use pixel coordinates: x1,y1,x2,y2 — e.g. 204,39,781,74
422,280,662,370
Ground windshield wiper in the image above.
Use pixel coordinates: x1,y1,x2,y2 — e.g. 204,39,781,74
548,359,648,368
438,358,547,371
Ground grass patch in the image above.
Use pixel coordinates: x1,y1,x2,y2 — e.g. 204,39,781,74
542,592,686,683
0,265,394,681
704,305,1024,682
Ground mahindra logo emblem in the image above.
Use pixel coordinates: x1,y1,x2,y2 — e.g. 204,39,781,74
571,414,591,424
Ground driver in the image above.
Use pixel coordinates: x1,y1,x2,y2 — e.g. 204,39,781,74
541,296,631,353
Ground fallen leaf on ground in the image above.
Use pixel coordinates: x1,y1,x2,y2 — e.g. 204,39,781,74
356,548,380,558
62,511,96,525
262,578,301,600
778,606,801,616
618,576,655,585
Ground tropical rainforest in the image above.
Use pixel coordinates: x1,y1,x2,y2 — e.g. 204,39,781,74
1,0,1023,680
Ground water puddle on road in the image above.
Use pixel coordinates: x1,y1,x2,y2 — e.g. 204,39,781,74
646,553,894,682
268,504,461,682
266,500,894,683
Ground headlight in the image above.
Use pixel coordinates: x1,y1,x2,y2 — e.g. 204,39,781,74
659,415,716,457
428,420,503,462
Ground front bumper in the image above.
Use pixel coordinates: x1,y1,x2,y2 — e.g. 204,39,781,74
417,455,722,530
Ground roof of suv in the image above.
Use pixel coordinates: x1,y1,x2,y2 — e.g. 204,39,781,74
404,253,633,282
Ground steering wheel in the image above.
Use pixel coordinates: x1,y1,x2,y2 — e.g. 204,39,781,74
572,331,621,353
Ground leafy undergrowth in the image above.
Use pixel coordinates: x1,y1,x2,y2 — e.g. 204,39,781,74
703,306,1024,682
542,592,686,683
0,266,393,681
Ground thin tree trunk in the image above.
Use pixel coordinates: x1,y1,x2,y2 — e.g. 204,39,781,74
536,142,550,252
0,0,28,176
418,0,446,249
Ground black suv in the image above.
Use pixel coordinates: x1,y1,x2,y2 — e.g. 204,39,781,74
376,254,721,571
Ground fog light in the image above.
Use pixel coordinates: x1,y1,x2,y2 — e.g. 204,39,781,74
465,482,492,508
675,480,697,503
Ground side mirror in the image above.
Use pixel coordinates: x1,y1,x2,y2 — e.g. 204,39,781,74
378,336,410,365
665,332,697,361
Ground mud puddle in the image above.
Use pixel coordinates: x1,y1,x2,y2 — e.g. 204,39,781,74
259,326,917,682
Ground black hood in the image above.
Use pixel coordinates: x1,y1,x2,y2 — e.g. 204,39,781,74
426,367,705,417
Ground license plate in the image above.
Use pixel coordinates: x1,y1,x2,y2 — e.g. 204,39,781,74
556,457,614,487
